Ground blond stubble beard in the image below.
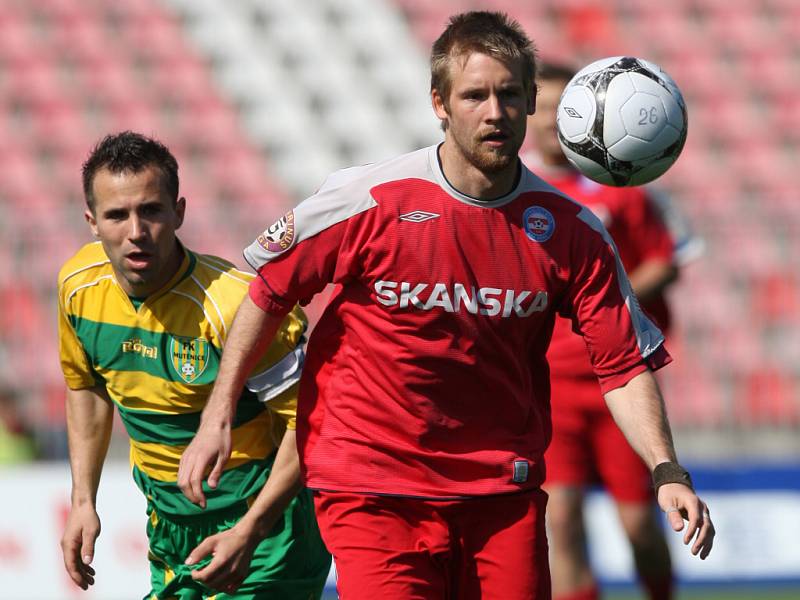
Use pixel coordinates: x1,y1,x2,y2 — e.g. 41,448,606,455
450,128,522,175
468,146,516,173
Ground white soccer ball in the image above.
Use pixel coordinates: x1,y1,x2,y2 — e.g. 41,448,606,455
556,56,687,187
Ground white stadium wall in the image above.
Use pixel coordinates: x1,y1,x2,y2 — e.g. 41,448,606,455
1,464,799,598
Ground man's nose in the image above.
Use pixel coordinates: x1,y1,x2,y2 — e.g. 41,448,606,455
486,94,504,121
128,215,146,240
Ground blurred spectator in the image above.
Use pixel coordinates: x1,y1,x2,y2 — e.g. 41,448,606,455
525,61,682,600
0,386,37,464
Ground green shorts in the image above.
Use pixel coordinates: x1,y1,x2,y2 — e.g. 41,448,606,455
144,488,331,600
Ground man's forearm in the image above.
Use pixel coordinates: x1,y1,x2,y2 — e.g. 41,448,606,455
628,259,678,303
202,295,286,425
235,429,303,540
66,387,114,506
604,370,677,470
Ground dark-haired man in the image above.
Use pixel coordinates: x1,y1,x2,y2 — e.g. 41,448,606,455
180,12,714,599
57,131,330,598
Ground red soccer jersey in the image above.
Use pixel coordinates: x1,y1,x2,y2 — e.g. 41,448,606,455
542,168,675,382
245,145,669,498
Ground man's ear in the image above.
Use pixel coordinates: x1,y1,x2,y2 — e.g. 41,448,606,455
528,84,537,115
85,209,99,238
432,88,449,123
175,197,186,230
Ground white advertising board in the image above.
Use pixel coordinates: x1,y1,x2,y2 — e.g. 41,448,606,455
1,464,799,598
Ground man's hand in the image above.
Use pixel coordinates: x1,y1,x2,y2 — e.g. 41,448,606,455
185,524,258,593
178,296,286,508
177,419,232,508
658,482,715,559
60,504,100,590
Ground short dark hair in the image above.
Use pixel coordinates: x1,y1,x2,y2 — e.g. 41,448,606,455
431,11,537,112
536,61,577,85
82,131,179,212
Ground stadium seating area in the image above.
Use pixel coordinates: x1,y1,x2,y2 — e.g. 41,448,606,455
0,0,293,452
0,0,797,458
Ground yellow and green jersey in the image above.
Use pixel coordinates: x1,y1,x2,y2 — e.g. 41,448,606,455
58,241,307,516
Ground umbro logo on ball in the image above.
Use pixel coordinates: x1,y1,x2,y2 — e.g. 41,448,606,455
563,106,582,118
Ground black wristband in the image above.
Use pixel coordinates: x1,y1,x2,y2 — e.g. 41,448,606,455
652,461,694,493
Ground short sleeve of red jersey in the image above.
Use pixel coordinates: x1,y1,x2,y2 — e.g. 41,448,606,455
244,167,378,315
559,206,671,393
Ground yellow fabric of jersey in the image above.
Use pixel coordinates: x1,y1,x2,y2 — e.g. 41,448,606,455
57,241,306,492
129,409,274,482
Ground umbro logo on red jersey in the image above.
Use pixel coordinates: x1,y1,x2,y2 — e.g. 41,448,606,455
399,210,439,223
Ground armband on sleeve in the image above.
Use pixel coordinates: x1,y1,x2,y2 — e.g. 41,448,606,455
245,344,304,403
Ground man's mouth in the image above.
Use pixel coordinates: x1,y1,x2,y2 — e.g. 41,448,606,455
481,131,510,145
126,251,153,269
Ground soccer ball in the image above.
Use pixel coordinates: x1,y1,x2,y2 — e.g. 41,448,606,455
556,56,687,187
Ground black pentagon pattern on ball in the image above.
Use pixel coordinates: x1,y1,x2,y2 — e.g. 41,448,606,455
558,57,688,186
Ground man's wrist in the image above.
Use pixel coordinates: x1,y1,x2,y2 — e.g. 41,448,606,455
71,493,98,508
652,461,694,493
200,398,234,427
235,514,271,543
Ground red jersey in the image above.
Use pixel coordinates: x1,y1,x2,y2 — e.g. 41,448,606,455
542,168,675,382
244,145,669,498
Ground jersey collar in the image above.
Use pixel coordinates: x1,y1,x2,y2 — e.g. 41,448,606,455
428,143,531,208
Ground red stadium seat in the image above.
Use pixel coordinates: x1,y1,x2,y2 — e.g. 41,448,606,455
4,58,71,107
109,102,161,137
118,12,192,62
660,368,726,427
750,272,800,323
0,10,44,65
735,368,799,427
51,15,120,65
1,0,798,443
146,56,219,107
551,2,619,55
666,51,731,104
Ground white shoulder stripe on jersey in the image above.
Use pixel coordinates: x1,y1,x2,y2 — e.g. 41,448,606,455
65,275,115,309
189,275,228,338
198,256,252,283
245,344,305,403
575,205,665,358
169,290,223,346
198,254,231,268
316,163,375,193
60,256,111,287
244,147,435,269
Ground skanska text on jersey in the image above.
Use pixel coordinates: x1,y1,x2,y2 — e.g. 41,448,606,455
374,280,549,318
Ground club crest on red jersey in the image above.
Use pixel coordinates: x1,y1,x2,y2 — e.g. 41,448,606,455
523,206,555,242
257,211,296,253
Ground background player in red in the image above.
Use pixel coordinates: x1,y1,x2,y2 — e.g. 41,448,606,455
525,62,682,600
178,12,714,599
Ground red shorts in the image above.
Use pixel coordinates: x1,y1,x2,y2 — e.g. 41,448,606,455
546,376,653,503
313,489,551,600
